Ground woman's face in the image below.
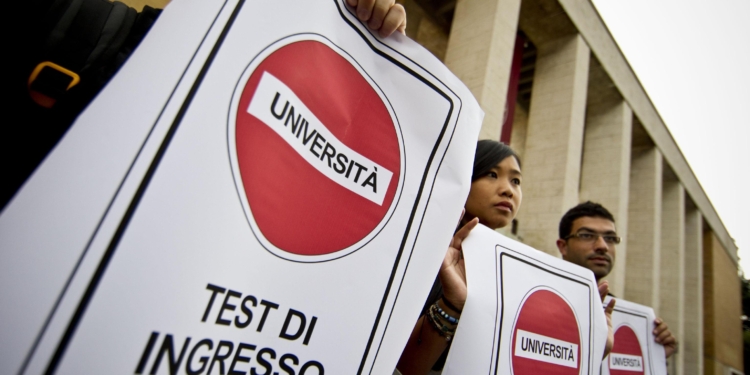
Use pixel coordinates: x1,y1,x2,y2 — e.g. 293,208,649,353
464,156,522,229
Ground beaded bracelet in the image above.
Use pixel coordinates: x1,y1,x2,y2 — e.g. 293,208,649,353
434,303,459,325
426,305,456,341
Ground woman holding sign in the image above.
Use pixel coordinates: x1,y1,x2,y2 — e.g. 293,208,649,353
396,140,522,375
396,140,615,375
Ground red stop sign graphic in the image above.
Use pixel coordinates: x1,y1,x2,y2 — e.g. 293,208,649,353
511,289,581,375
609,325,645,375
232,37,401,259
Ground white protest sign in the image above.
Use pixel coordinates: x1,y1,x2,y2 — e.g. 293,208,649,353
442,225,608,375
0,1,483,374
601,297,667,375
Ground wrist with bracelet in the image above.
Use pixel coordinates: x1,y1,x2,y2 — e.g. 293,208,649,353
426,304,455,341
424,296,462,341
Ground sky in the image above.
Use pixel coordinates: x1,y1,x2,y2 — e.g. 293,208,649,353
590,0,750,276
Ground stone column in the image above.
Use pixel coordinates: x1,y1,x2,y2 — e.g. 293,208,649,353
579,59,632,297
514,34,590,255
682,204,703,375
703,231,744,374
624,146,662,309
659,175,685,375
444,0,521,140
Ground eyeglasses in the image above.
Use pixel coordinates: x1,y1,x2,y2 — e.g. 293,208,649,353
564,231,621,245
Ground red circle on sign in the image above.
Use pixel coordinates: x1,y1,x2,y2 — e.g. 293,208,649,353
609,325,645,375
233,38,401,258
511,289,581,375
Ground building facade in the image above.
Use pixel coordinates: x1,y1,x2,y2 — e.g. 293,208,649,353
398,0,743,374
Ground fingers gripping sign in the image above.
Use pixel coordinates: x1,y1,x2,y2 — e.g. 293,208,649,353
346,0,407,37
653,318,677,358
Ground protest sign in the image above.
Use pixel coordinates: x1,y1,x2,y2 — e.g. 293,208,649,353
442,225,608,375
601,297,667,375
0,1,482,374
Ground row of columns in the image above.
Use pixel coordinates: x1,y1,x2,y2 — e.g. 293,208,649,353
441,0,713,373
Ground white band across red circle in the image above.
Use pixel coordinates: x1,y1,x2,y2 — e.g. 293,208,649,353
228,34,404,262
247,71,393,206
608,324,645,374
511,288,582,374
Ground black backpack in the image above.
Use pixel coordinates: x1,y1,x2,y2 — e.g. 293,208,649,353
3,0,161,210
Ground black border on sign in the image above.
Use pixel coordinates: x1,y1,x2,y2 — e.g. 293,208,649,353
329,2,466,374
22,0,461,373
495,248,595,375
37,1,245,373
610,307,654,375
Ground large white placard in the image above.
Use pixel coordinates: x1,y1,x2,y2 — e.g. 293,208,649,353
601,297,667,375
0,1,483,374
442,225,609,375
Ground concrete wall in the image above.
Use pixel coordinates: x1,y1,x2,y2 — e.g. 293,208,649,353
579,57,632,297
624,146,662,309
444,0,521,141
703,231,744,374
513,33,589,255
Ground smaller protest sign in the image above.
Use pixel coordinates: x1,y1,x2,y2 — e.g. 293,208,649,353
442,225,608,375
601,297,667,375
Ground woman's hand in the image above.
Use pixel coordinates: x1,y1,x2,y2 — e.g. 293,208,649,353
396,214,477,375
438,216,479,313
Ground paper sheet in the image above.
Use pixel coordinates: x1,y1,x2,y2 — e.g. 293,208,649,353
443,225,609,375
0,1,482,373
601,297,667,375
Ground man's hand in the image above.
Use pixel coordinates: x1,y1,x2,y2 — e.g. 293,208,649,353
653,317,677,358
598,280,616,359
346,0,407,37
597,279,609,302
438,216,479,313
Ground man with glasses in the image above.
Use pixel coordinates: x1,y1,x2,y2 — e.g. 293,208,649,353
556,201,677,358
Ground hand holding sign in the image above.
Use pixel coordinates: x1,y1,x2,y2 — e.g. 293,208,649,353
439,216,479,312
653,318,677,358
602,297,668,375
599,280,617,359
442,226,610,374
345,0,407,37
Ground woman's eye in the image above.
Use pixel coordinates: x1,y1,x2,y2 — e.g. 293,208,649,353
512,178,521,185
487,172,498,178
